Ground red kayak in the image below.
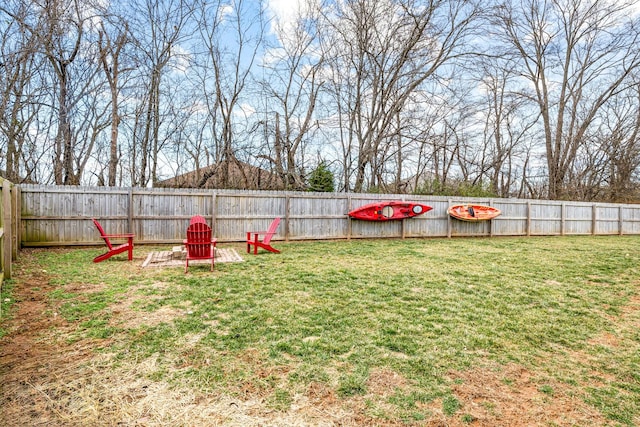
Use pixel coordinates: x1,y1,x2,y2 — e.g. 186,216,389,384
349,201,432,221
448,204,501,221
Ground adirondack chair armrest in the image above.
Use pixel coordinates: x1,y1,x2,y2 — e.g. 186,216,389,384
247,231,271,243
103,233,135,239
246,218,281,255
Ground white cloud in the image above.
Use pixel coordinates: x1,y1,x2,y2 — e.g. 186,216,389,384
220,4,234,23
265,0,314,36
266,0,302,27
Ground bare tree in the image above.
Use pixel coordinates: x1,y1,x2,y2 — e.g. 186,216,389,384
3,0,107,185
0,1,44,183
320,0,481,192
128,0,194,187
258,0,324,190
475,60,539,197
594,79,640,202
192,0,265,189
39,0,85,184
98,14,134,186
492,0,640,199
3,0,85,184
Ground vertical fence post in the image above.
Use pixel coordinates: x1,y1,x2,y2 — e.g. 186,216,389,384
285,194,290,242
527,201,531,236
489,199,494,237
400,196,406,239
561,202,565,236
3,180,12,280
592,204,597,236
211,192,217,234
619,205,624,236
347,195,352,240
128,188,134,232
12,186,19,259
0,180,4,281
447,199,452,238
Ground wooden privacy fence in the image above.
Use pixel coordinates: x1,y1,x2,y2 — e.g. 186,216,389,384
18,184,640,247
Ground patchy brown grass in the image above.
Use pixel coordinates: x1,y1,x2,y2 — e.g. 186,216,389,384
1,242,637,426
0,271,610,426
447,363,607,426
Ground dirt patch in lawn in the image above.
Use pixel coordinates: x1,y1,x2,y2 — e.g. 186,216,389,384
0,250,616,426
445,363,608,426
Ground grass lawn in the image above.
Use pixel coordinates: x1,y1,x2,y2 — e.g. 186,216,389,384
1,236,639,426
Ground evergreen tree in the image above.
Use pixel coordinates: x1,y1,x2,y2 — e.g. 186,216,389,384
308,162,335,192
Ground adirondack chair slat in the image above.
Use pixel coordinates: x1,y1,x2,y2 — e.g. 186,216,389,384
246,217,281,255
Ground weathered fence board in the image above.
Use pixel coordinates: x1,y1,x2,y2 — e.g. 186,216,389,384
17,184,640,246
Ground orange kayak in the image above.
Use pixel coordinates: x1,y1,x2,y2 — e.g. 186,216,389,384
448,204,501,221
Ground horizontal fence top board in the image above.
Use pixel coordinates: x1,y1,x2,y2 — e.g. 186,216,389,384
16,184,640,245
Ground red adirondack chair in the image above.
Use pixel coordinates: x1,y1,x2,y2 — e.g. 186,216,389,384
246,217,281,254
92,218,135,263
184,218,217,272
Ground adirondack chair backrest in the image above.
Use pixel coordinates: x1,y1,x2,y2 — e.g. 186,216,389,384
92,219,114,250
186,222,212,258
263,217,281,245
190,215,206,225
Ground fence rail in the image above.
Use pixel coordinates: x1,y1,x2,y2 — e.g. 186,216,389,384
17,184,640,247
